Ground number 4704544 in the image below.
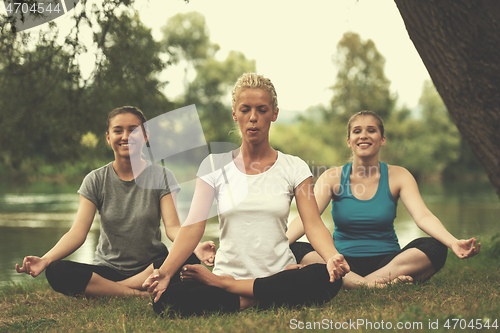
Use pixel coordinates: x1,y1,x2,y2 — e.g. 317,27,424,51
5,2,62,14
444,318,498,330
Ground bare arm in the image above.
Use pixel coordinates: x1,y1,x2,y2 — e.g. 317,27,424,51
161,192,181,242
15,195,96,277
143,177,215,302
295,177,349,281
161,191,215,266
397,166,480,258
287,168,339,244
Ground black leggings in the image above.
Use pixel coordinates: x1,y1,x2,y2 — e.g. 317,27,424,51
45,253,200,296
290,237,448,277
154,263,343,317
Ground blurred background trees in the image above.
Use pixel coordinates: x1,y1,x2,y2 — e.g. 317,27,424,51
161,11,255,144
271,32,483,181
0,1,484,183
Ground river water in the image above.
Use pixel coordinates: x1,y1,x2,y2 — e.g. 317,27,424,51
1,181,499,288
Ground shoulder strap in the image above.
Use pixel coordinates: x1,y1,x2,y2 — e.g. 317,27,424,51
340,163,352,187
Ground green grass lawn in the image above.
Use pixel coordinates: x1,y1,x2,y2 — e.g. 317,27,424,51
1,243,499,333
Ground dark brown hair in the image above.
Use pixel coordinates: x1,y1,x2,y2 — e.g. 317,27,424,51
347,110,385,138
106,106,147,133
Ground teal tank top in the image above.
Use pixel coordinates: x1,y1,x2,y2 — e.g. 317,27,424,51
331,162,400,257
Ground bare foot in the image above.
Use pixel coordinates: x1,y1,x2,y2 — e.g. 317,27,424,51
180,264,235,290
376,275,414,287
117,264,154,290
284,264,306,270
132,290,150,297
240,296,258,310
392,275,414,284
181,265,258,311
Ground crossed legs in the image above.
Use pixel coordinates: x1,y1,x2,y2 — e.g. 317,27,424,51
294,238,446,289
45,260,150,297
85,272,149,297
180,265,257,310
46,252,203,298
153,263,343,316
341,248,433,289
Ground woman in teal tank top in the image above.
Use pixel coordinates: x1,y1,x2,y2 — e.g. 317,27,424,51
287,111,481,288
332,161,400,257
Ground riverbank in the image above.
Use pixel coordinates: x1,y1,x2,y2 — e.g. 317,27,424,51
1,241,499,333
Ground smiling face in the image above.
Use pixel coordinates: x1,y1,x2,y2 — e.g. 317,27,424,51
232,88,278,146
106,113,146,160
347,115,386,158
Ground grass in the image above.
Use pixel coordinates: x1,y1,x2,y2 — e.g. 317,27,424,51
1,248,499,333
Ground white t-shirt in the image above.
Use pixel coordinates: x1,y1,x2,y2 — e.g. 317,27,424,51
197,151,312,280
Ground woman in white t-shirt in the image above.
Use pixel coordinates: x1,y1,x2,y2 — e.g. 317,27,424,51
143,74,350,316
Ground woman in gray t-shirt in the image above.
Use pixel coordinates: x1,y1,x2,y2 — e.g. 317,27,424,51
15,106,215,297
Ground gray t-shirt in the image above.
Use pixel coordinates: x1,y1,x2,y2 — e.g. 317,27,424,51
78,162,180,275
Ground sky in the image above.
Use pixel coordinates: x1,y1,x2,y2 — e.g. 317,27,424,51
2,0,431,113
134,0,431,112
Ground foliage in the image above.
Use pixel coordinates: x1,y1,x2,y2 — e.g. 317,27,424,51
0,1,132,181
89,11,172,130
290,32,397,167
0,24,86,181
160,11,218,65
483,233,500,260
0,1,178,182
0,8,485,183
383,81,461,179
324,32,395,163
185,50,255,144
270,123,339,177
289,31,482,180
327,32,396,122
160,12,256,144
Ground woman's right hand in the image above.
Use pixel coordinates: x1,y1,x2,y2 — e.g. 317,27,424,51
194,241,216,267
15,256,48,277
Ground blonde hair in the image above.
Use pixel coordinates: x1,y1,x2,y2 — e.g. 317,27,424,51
231,73,278,111
347,110,385,139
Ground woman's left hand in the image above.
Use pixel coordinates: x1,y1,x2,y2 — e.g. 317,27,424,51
142,269,171,303
451,238,481,259
194,241,216,266
326,253,350,282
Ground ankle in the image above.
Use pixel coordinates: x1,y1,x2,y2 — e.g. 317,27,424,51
239,296,257,310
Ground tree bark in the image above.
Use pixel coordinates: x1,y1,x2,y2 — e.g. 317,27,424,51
394,0,500,199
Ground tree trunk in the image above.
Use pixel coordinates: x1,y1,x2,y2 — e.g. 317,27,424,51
394,0,500,199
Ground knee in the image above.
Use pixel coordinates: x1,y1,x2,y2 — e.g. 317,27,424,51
413,238,448,273
154,282,240,317
307,264,343,299
255,264,343,307
430,239,448,272
45,260,64,291
45,261,91,296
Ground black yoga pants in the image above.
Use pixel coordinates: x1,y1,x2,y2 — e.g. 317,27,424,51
45,253,200,296
290,237,448,277
154,263,343,316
